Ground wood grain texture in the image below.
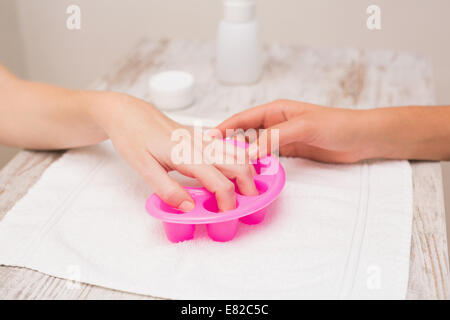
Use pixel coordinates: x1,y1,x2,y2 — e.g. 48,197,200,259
407,162,449,299
0,151,62,218
0,39,448,299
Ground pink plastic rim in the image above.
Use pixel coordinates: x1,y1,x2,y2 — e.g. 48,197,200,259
145,155,285,224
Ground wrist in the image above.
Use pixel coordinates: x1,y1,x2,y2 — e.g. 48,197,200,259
77,90,119,142
359,107,423,160
354,109,398,160
84,91,163,137
85,91,129,130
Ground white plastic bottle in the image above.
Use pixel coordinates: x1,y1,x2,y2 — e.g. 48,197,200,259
216,0,262,85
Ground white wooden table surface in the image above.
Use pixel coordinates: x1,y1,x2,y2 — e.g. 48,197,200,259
0,39,448,299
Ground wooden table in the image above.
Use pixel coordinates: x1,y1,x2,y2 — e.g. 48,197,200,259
0,39,448,299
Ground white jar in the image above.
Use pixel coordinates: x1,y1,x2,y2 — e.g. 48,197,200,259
149,71,195,110
216,0,262,85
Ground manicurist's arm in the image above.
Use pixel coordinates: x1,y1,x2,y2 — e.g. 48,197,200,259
217,99,450,163
0,64,258,212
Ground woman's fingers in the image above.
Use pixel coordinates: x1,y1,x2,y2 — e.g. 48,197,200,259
184,164,237,211
217,104,269,134
214,162,258,196
171,132,259,211
216,100,304,136
220,133,258,195
123,146,195,212
249,117,312,159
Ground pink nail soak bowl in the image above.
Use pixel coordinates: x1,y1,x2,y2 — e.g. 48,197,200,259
145,144,285,243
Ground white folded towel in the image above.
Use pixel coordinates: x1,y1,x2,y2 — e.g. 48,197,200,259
0,117,412,299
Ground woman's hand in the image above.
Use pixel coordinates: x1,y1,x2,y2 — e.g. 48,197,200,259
0,65,257,212
217,100,374,163
217,99,450,163
3,60,450,212
88,92,258,212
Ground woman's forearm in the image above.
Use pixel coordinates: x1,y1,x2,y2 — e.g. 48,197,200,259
2,64,449,163
365,106,450,161
0,68,108,149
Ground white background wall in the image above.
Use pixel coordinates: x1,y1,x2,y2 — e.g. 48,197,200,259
3,0,450,100
1,0,450,243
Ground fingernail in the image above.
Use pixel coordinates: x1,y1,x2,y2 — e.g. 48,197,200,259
205,128,222,139
178,200,195,212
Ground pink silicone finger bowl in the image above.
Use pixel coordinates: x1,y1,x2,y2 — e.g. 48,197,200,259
145,150,285,243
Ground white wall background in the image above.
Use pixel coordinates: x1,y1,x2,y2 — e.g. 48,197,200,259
2,0,450,101
1,0,450,243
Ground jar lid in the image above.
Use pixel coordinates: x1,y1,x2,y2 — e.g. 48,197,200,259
149,71,195,110
223,0,256,23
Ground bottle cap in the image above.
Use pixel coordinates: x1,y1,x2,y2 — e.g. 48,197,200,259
149,71,195,110
223,0,256,23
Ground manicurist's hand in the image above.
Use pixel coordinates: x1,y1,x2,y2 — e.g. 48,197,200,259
0,64,257,212
218,100,373,163
217,99,450,163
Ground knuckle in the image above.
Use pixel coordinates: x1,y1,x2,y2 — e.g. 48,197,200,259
273,99,291,106
159,184,180,203
237,165,253,178
218,180,235,194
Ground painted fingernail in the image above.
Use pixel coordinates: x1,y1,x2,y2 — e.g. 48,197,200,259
179,200,195,212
